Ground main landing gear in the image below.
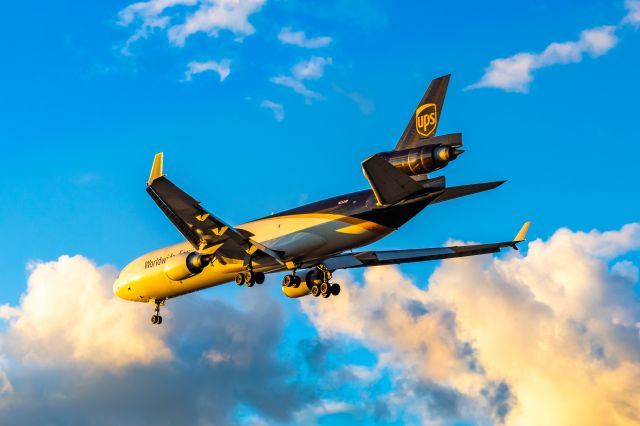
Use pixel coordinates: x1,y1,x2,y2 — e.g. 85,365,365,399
151,299,164,325
282,266,341,299
235,269,265,287
281,272,301,288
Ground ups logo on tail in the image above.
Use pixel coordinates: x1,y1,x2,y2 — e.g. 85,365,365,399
415,103,437,137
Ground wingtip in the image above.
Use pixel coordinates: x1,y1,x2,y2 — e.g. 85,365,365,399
147,152,164,186
514,221,532,242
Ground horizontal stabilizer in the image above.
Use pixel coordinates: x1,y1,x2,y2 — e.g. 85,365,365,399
431,181,505,204
413,175,445,192
362,154,423,205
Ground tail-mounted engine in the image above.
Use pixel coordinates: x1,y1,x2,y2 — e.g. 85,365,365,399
378,145,463,176
379,133,464,176
163,252,212,281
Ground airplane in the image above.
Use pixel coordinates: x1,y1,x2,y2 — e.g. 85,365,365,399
113,75,531,325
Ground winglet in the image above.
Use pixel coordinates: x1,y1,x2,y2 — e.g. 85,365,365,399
147,152,164,186
513,221,531,243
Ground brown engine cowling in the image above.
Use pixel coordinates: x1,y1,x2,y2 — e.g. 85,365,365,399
378,145,464,176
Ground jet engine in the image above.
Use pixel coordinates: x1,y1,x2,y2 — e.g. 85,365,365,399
378,144,464,176
281,268,341,298
163,252,212,281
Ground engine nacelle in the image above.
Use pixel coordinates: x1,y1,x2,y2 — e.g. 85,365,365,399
281,269,341,298
282,281,311,298
163,252,212,282
379,145,464,176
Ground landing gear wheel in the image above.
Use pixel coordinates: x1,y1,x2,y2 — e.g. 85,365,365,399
235,273,245,286
293,275,301,288
244,271,255,287
320,282,330,298
151,300,164,325
310,284,320,297
283,275,293,287
330,283,341,296
255,272,265,285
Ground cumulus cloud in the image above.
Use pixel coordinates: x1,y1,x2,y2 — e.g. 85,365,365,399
271,57,332,101
301,223,640,425
624,0,640,27
118,0,265,50
0,255,313,425
260,100,284,121
278,27,332,48
0,255,171,368
468,26,618,92
183,59,231,82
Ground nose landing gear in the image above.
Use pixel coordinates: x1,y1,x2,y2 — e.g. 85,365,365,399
151,299,165,325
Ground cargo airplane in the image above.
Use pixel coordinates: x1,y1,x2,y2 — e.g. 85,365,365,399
113,75,530,325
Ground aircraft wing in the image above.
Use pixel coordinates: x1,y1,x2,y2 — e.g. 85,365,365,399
145,153,283,263
319,222,531,270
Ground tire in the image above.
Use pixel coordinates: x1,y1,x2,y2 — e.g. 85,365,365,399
293,276,301,288
151,315,157,324
311,284,320,297
330,283,341,296
244,271,255,287
235,273,245,286
255,272,265,284
157,316,163,325
320,282,329,295
283,275,292,287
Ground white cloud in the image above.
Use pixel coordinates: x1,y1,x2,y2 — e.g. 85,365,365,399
624,0,640,27
260,100,285,121
278,27,332,48
168,0,266,46
270,76,324,101
469,26,618,93
0,255,172,368
301,223,640,425
0,255,314,424
118,0,196,54
291,56,332,80
183,59,231,82
118,0,266,50
271,57,332,101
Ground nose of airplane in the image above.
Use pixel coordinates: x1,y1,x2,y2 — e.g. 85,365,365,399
113,276,127,299
113,278,121,297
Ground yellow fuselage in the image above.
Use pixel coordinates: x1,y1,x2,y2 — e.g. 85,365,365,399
114,213,391,303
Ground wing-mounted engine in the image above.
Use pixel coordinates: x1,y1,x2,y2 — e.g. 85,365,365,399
281,267,341,299
163,252,212,281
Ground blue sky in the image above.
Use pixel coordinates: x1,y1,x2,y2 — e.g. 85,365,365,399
0,1,639,424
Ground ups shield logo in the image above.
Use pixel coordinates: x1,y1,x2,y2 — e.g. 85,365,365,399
415,103,437,137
